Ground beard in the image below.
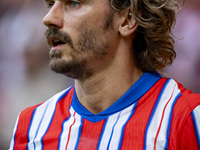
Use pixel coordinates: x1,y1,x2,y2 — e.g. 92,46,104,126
45,11,114,79
48,50,87,79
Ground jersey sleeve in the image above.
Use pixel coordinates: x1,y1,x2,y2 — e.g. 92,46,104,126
180,105,200,150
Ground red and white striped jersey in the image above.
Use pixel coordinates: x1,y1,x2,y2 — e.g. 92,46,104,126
9,72,200,150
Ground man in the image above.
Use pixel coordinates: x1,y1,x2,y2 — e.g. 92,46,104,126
10,0,200,149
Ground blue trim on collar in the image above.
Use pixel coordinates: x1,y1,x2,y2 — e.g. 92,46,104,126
72,72,161,123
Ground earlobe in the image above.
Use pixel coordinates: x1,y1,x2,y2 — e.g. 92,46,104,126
118,11,138,37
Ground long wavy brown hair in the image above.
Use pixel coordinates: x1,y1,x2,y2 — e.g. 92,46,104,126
110,0,180,72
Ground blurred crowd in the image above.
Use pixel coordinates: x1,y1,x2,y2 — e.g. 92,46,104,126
0,0,199,149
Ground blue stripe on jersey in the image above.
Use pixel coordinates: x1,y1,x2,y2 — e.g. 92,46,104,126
191,106,200,149
27,108,37,150
35,103,50,150
40,102,54,149
107,112,121,149
164,93,181,149
74,117,83,150
143,79,170,150
96,118,109,150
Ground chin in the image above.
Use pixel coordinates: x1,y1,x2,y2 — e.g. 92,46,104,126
49,59,85,79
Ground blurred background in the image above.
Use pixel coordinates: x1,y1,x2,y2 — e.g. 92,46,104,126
163,0,200,93
0,0,73,149
0,0,199,149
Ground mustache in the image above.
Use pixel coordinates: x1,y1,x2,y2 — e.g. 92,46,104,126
45,27,74,49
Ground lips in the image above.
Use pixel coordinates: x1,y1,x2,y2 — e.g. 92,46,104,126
45,28,74,49
51,38,66,47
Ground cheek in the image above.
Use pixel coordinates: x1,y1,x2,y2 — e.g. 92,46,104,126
62,7,91,32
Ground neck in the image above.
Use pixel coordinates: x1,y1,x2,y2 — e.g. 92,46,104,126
75,70,142,114
74,40,143,114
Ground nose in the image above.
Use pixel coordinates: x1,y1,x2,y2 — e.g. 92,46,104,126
43,2,64,28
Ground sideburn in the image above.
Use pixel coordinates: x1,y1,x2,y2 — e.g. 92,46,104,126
103,9,115,30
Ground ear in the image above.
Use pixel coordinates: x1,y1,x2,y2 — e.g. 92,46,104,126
118,10,138,37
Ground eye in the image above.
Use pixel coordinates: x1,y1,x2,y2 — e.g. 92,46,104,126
47,1,55,8
69,1,80,8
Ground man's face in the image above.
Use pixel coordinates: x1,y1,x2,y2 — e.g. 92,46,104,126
43,0,117,79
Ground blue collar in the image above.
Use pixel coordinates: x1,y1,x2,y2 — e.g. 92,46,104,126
71,72,161,123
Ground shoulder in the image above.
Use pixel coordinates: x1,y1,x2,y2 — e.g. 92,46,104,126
161,77,200,129
155,77,200,131
156,78,200,148
173,78,200,110
10,87,74,149
158,77,200,110
18,86,74,123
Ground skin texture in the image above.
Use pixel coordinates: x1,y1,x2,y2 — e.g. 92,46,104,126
43,0,143,114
